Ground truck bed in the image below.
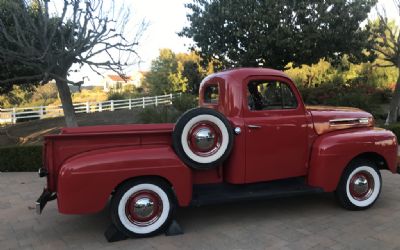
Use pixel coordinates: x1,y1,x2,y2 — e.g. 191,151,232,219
44,123,175,191
60,123,174,135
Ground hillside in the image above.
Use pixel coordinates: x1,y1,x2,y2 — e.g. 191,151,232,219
0,109,144,147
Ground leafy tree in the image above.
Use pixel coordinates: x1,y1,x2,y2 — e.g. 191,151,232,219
367,1,400,124
144,49,179,95
179,52,212,94
0,85,33,108
0,0,41,94
286,56,398,89
0,0,145,127
144,49,208,95
180,0,377,70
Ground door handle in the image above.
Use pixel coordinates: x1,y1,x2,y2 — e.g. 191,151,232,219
248,124,262,129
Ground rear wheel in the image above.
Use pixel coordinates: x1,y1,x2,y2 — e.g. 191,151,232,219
335,159,381,210
110,179,175,237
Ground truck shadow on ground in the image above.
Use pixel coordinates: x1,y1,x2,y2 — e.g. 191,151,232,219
176,193,338,232
72,192,337,237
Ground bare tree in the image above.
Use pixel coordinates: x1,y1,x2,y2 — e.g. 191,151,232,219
32,81,58,105
0,0,146,127
369,0,400,125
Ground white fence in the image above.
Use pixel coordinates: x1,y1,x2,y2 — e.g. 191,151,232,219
0,93,180,124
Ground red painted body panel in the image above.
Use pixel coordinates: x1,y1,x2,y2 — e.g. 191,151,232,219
57,145,192,214
44,123,175,192
241,75,310,182
307,106,374,134
223,116,246,184
308,128,398,191
60,123,174,134
41,67,398,215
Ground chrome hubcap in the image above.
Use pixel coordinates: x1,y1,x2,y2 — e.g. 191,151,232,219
125,190,163,226
194,128,215,150
133,198,154,219
188,121,222,157
349,171,374,201
353,176,368,194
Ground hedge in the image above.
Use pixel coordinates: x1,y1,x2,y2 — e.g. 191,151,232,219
0,145,42,172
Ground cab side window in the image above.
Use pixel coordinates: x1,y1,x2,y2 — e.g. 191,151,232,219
248,80,297,111
204,84,219,104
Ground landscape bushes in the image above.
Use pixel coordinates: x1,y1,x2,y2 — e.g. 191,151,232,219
298,82,391,121
286,57,397,122
137,93,197,124
137,106,181,123
0,145,42,172
383,124,400,140
172,93,197,112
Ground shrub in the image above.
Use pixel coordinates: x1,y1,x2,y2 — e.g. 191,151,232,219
172,93,197,112
383,123,400,140
107,86,145,101
137,94,197,124
107,92,126,101
137,106,180,124
0,145,42,172
298,83,388,120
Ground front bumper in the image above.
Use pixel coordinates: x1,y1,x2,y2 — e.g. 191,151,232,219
36,189,56,215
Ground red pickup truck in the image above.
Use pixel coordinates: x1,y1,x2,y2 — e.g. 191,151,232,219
37,68,398,237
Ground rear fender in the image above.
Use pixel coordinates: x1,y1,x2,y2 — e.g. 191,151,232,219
57,145,192,214
308,128,397,192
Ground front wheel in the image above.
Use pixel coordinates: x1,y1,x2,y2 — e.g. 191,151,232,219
335,160,382,210
110,179,175,237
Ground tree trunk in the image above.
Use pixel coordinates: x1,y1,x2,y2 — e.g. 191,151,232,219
385,70,400,125
55,79,78,127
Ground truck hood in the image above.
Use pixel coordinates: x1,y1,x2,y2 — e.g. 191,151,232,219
306,105,374,135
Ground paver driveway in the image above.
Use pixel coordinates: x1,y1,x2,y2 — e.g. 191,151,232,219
1,171,400,250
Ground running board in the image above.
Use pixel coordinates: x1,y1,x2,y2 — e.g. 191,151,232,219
190,177,323,206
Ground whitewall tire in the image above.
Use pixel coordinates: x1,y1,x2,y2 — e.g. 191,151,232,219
173,108,234,170
335,159,382,210
111,179,175,237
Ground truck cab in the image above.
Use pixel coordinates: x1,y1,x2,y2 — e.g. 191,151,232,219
199,68,313,183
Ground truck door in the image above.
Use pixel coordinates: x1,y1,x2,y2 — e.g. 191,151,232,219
243,76,310,183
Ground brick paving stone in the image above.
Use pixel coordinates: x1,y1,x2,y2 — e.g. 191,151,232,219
1,171,400,249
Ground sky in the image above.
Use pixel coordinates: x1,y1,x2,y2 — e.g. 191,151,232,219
69,0,192,85
130,0,193,71
65,0,399,85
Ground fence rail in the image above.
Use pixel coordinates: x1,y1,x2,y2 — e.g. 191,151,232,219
0,93,180,124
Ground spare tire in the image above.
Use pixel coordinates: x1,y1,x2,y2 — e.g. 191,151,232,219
172,107,234,170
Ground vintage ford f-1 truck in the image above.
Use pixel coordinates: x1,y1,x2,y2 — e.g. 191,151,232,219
37,68,398,237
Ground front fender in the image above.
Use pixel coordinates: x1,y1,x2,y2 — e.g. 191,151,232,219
57,145,192,214
308,128,397,192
